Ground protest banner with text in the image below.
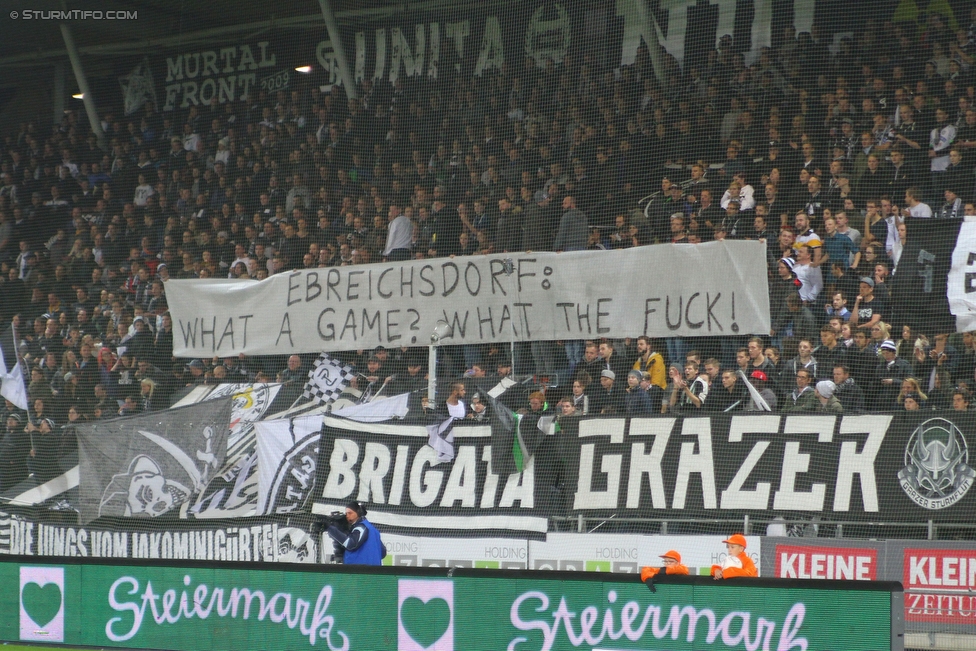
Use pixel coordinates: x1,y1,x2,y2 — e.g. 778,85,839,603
166,242,770,356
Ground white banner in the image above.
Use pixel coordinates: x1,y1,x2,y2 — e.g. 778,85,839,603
379,533,760,574
529,533,761,575
167,242,770,356
381,533,530,569
948,219,976,332
255,414,323,516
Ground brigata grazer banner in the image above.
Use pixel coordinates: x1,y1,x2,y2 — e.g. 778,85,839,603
166,242,770,356
0,557,900,651
312,411,976,534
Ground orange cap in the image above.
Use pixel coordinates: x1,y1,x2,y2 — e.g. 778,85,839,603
660,550,681,562
722,534,747,548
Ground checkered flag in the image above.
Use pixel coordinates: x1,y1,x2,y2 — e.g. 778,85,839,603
302,353,355,405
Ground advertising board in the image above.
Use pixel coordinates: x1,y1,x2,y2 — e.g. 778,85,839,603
0,556,901,651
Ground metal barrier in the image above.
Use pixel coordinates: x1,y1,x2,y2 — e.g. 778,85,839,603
552,516,976,541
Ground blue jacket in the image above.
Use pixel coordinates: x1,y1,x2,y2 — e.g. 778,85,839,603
624,387,655,415
343,518,385,566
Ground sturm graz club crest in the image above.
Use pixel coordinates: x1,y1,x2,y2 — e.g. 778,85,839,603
265,431,319,515
256,414,323,516
524,3,571,65
898,418,975,509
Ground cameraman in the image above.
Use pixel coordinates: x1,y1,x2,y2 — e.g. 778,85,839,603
326,500,386,566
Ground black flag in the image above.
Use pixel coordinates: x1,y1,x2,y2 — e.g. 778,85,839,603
889,217,962,333
487,388,548,476
76,398,233,524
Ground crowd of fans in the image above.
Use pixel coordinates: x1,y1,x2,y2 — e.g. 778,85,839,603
2,7,976,488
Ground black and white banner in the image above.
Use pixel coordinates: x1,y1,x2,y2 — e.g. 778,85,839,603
0,509,317,563
76,399,233,524
3,383,288,520
557,413,975,522
312,416,549,534
890,217,959,334
168,242,770,356
948,219,976,332
837,215,976,335
317,0,792,87
134,0,798,112
157,40,282,111
180,383,286,519
302,354,355,405
313,412,976,533
255,414,323,516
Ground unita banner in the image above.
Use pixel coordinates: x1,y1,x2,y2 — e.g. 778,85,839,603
166,242,771,356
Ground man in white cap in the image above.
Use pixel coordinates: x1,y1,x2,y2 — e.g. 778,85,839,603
876,339,911,409
815,380,843,412
590,369,623,415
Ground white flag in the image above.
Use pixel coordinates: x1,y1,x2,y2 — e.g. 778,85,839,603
302,353,355,405
737,370,771,411
332,392,410,422
254,414,323,516
119,58,158,116
0,324,28,410
426,417,456,463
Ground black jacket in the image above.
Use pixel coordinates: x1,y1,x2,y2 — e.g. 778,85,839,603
875,357,913,410
834,378,865,413
589,384,624,415
815,345,847,382
0,426,29,491
703,384,746,412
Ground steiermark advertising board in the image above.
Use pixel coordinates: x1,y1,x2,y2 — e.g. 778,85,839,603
0,556,901,651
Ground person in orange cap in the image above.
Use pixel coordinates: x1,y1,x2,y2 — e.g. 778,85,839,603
710,534,757,580
641,550,689,591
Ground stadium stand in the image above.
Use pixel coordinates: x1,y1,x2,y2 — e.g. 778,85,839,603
0,3,973,509
1,4,976,650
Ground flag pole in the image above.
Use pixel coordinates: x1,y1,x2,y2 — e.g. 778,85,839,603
12,319,33,420
11,319,40,468
736,370,771,411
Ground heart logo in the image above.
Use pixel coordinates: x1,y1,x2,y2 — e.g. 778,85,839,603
22,582,62,628
400,596,450,649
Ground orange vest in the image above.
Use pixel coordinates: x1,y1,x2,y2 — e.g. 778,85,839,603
710,551,758,578
640,564,690,581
